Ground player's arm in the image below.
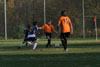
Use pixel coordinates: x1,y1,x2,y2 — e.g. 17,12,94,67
53,30,57,33
24,29,28,39
35,26,40,34
38,25,45,29
51,25,57,33
68,18,73,34
70,23,73,34
38,27,42,29
57,20,61,33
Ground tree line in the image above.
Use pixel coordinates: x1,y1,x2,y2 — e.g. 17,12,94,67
0,0,100,39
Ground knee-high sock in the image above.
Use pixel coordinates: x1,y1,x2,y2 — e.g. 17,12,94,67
64,38,67,49
48,39,51,45
61,39,67,50
33,43,37,50
61,39,65,47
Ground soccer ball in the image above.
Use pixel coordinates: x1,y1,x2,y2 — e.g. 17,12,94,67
55,43,60,47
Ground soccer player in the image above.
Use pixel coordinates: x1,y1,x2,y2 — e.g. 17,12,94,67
18,21,39,50
18,24,30,49
57,10,73,51
39,20,57,48
27,24,38,50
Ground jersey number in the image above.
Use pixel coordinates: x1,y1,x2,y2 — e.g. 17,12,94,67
63,19,68,23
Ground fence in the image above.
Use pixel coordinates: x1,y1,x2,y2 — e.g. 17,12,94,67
0,0,100,39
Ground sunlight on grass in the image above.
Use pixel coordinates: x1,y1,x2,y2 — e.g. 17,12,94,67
0,39,100,67
0,39,100,55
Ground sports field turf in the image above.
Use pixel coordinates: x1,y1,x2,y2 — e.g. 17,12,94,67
0,38,100,67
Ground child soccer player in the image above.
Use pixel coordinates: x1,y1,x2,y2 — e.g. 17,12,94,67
39,20,57,48
18,21,39,50
57,10,73,51
27,24,38,50
18,24,30,49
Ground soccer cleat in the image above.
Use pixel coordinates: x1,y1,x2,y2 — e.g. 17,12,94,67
46,44,51,48
32,48,35,50
64,48,68,51
17,46,21,49
46,44,49,48
32,48,36,50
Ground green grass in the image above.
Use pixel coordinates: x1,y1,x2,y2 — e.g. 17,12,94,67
0,38,100,67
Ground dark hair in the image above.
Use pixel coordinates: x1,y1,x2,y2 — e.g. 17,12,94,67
27,24,32,29
61,10,67,16
33,21,37,26
48,20,52,22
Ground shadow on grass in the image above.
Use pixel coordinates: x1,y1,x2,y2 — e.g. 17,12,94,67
0,42,100,51
0,52,100,67
68,43,100,48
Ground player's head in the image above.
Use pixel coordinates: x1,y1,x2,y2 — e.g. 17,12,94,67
48,20,52,25
27,24,31,29
61,10,67,16
27,24,33,29
33,21,37,26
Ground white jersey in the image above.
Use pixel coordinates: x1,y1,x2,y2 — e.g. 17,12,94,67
28,26,38,38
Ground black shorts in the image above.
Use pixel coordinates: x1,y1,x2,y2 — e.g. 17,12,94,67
60,32,70,39
27,37,37,42
45,33,51,38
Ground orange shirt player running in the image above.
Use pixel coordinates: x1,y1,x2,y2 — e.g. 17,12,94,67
40,20,57,48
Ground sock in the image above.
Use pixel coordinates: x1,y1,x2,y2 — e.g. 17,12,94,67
61,39,65,47
61,39,66,50
64,38,67,50
46,39,51,48
33,43,37,50
48,39,51,44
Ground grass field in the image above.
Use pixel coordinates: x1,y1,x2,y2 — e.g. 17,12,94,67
0,38,100,67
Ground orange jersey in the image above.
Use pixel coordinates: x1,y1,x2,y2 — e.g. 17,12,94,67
41,24,55,33
58,16,71,33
